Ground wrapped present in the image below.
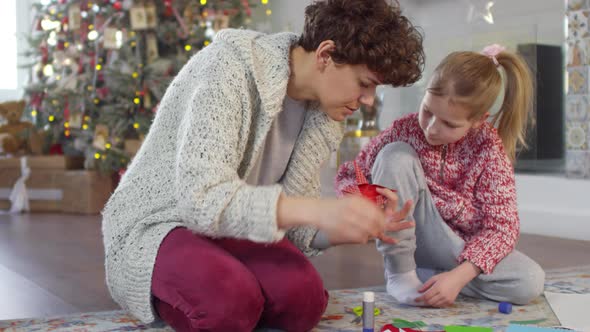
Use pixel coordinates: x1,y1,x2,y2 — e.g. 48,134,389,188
0,155,84,169
0,155,112,214
0,165,64,213
61,171,113,214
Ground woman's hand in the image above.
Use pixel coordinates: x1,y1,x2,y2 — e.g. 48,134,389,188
376,187,414,243
277,193,414,246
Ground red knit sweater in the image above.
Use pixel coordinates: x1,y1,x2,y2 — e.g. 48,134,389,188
335,113,519,274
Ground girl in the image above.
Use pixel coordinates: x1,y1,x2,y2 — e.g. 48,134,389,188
102,0,424,331
336,44,545,308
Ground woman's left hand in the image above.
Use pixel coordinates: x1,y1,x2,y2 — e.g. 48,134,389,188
375,187,414,244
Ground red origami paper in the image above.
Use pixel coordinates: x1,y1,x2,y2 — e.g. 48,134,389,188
341,161,394,206
380,324,428,332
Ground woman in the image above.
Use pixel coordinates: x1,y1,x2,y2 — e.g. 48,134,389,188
102,0,425,331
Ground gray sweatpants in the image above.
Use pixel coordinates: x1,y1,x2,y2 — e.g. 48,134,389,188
373,142,545,305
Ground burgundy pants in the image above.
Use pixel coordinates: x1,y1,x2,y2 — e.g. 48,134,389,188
151,228,329,332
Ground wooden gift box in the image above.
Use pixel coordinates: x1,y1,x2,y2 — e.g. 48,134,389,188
0,156,113,214
61,170,114,214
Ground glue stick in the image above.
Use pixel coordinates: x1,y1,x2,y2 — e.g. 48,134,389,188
362,291,374,332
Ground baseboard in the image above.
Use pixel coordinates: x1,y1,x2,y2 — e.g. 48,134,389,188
516,174,590,241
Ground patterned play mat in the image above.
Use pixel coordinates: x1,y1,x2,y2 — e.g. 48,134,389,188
1,265,588,332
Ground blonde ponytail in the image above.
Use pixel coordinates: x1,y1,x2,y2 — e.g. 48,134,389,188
492,53,534,162
428,49,534,163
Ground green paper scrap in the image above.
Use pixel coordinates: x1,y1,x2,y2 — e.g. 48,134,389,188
352,306,381,317
509,319,548,325
392,318,427,329
444,326,493,332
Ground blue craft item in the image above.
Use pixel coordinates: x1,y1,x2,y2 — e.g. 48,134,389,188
499,302,513,314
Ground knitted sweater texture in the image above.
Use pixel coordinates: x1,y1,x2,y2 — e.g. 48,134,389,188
102,29,343,322
336,113,519,274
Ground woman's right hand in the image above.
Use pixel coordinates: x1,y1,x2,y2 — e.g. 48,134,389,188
277,194,414,246
278,195,413,246
316,196,389,245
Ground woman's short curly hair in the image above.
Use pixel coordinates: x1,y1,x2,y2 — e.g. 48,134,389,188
298,0,425,87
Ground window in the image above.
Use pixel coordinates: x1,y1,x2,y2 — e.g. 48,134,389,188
0,0,17,90
0,0,31,102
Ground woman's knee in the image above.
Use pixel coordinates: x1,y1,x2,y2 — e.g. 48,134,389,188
152,228,265,331
261,256,328,331
155,263,264,331
155,278,264,332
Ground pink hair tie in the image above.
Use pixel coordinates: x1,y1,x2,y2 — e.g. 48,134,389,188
481,44,506,67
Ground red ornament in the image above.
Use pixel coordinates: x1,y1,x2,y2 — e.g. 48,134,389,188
64,100,70,119
163,0,173,16
49,143,64,155
30,94,42,108
41,46,49,64
96,87,110,99
113,1,122,11
78,59,85,74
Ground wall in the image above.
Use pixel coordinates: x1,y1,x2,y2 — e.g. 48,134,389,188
270,0,590,241
398,0,564,119
268,0,565,125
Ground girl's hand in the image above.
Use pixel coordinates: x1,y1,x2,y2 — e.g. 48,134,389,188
415,261,481,307
414,271,464,307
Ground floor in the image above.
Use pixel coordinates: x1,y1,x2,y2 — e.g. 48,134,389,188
0,212,590,321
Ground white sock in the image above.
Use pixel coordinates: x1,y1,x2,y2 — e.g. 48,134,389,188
385,270,427,306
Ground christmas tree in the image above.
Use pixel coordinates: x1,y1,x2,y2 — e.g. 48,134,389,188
22,0,272,173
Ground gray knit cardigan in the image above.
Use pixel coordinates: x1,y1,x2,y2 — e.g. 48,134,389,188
101,29,343,322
